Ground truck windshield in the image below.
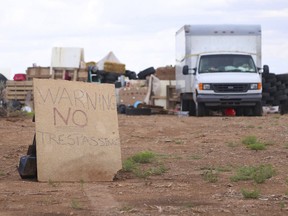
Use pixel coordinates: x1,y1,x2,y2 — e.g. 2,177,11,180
199,54,257,73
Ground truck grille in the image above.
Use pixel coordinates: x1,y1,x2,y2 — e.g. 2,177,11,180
212,84,249,93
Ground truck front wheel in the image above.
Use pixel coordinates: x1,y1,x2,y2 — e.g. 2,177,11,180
181,99,196,116
253,102,263,116
196,103,206,117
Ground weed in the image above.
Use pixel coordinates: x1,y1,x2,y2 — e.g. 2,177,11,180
80,179,84,189
188,155,202,160
241,188,260,199
242,136,257,145
184,202,194,208
48,179,58,187
122,159,137,172
133,165,168,178
231,164,275,183
120,206,134,212
216,166,232,172
284,143,288,149
131,151,155,163
148,165,168,175
202,169,218,183
156,153,181,160
248,143,266,150
242,136,266,150
200,166,231,173
0,171,5,176
280,201,285,209
227,142,239,148
133,168,150,178
174,139,184,145
122,151,168,179
71,199,82,210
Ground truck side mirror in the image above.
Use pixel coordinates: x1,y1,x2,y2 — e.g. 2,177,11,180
182,65,197,75
263,65,269,74
182,65,189,75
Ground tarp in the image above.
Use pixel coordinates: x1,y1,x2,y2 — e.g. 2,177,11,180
97,51,122,70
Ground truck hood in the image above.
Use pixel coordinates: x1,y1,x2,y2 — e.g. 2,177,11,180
197,72,261,83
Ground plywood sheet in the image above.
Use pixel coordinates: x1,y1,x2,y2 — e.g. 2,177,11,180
33,79,122,182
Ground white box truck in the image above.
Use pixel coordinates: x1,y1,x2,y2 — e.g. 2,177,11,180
175,25,269,116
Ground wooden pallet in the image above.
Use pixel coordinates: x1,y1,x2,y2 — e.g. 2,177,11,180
26,67,51,80
51,67,88,82
5,81,33,105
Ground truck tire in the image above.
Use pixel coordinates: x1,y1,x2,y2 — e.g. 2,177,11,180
189,100,196,116
138,67,156,79
277,73,288,82
253,102,263,116
181,99,196,116
196,103,206,117
181,99,190,111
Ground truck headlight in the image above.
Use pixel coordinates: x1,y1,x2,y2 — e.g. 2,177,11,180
250,83,262,90
199,83,211,90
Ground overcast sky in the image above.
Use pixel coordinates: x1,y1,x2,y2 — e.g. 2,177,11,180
0,0,288,79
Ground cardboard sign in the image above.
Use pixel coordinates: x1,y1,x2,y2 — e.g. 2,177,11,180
33,79,122,182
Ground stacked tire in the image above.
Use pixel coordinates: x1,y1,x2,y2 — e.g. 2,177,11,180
262,72,288,114
262,73,279,106
275,73,288,114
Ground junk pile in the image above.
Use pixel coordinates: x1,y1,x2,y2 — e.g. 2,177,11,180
3,47,178,116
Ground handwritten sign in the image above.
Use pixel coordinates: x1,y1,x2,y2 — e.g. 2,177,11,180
33,79,122,182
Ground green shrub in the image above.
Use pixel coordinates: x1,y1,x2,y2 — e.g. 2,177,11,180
122,159,137,172
242,136,257,145
242,136,266,150
248,143,266,150
241,188,260,199
231,164,275,184
71,199,83,209
131,151,155,163
202,169,218,183
122,151,167,179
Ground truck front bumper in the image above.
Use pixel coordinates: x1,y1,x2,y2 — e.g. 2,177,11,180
197,93,262,107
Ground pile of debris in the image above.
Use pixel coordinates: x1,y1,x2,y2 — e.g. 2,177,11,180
3,48,178,116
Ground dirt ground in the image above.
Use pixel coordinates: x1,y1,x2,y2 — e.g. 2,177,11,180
1,112,288,216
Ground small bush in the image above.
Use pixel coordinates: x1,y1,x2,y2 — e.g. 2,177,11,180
227,142,239,148
242,136,266,150
202,169,218,183
122,151,167,179
242,136,257,145
122,159,137,172
148,165,168,175
241,188,260,199
71,199,83,209
248,143,266,150
231,164,275,183
131,151,155,163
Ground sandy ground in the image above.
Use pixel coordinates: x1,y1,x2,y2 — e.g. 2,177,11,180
1,113,288,216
